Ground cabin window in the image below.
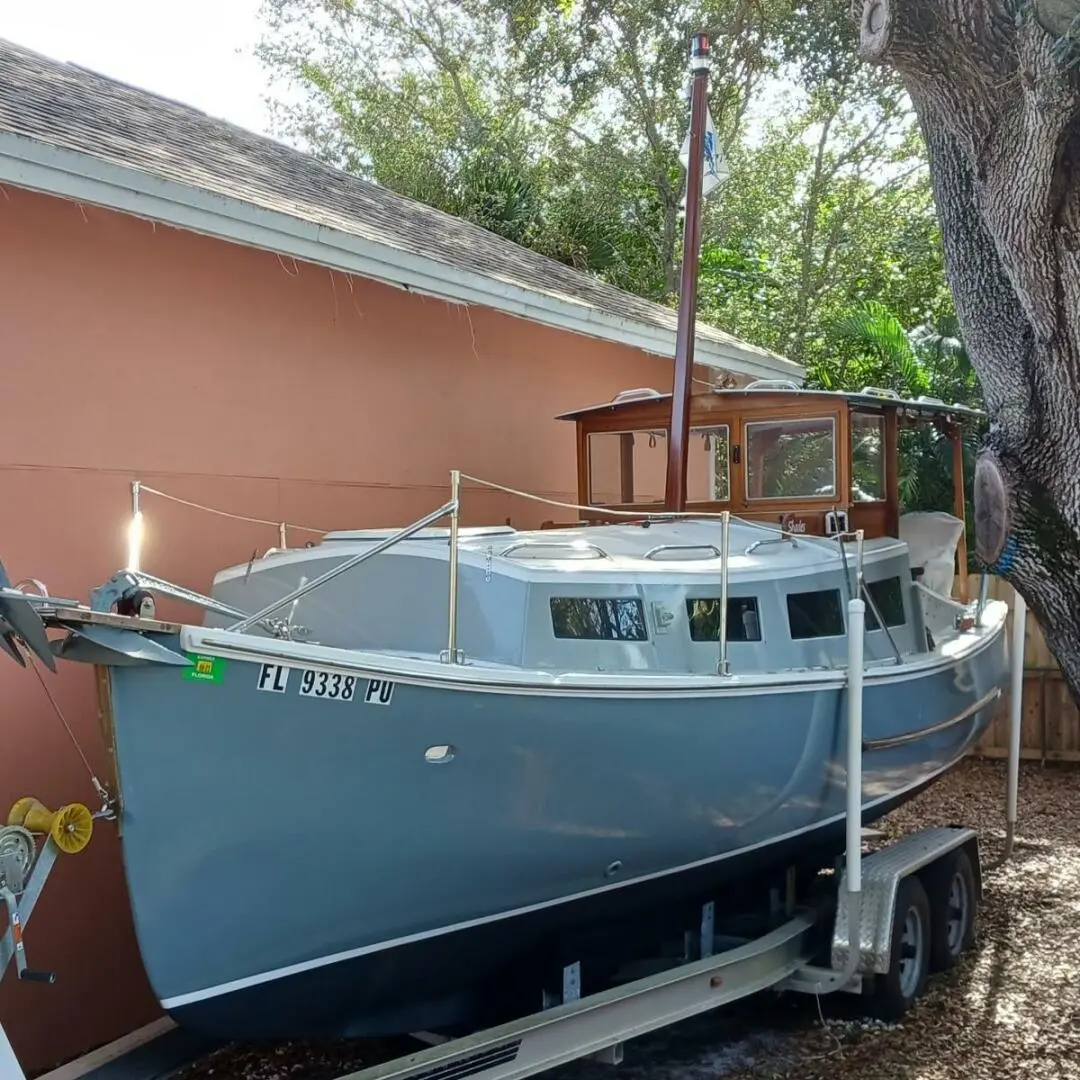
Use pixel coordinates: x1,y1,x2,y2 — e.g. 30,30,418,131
687,425,730,502
587,430,667,505
746,417,837,500
686,597,762,642
587,425,730,505
851,412,886,502
865,576,906,630
550,598,648,641
786,588,845,639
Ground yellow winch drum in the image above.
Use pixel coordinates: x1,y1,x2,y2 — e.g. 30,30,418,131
7,797,93,855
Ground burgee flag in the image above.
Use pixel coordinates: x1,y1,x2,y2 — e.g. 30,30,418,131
679,102,729,197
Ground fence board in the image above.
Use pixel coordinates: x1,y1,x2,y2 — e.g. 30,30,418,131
972,577,1080,762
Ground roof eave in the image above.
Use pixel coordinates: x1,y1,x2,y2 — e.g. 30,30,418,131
0,131,803,382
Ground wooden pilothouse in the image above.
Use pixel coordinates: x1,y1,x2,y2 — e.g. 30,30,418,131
554,379,984,602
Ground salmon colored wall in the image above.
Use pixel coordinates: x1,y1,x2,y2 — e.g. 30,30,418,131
0,186,726,1073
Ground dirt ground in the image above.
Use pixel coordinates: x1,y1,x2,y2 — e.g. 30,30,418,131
172,757,1080,1080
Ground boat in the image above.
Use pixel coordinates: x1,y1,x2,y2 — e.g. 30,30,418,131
0,378,1009,1042
0,35,1007,1047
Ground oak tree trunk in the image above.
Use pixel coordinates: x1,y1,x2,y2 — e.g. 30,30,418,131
853,0,1080,705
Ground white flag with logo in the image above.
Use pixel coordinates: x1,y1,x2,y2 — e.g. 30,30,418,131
679,102,728,197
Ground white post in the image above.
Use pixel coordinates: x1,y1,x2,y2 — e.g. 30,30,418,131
1006,588,1026,844
717,511,731,676
126,480,144,573
975,571,990,626
446,471,461,663
845,598,865,899
0,1022,24,1080
787,597,867,996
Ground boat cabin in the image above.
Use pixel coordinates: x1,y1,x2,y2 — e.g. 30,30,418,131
554,379,984,600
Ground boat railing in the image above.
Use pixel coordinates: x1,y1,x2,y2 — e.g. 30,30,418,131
499,540,610,560
743,378,802,391
830,529,902,665
744,533,799,555
456,473,737,675
975,570,991,626
717,511,731,675
226,483,462,641
119,569,252,623
119,471,909,676
225,467,736,671
642,544,722,560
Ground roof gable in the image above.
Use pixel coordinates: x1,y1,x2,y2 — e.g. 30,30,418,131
0,38,800,380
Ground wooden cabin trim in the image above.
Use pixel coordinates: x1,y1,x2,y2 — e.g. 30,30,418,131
566,389,978,553
739,407,846,508
575,421,590,507
884,409,900,538
950,425,970,602
567,390,851,434
839,406,852,518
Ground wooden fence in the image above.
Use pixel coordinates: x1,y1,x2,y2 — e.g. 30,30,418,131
973,576,1080,763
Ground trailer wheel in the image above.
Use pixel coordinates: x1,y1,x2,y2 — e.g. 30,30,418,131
869,874,930,1020
927,847,977,972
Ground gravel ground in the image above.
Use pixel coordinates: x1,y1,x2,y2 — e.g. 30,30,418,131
715,755,1080,1080
171,757,1080,1080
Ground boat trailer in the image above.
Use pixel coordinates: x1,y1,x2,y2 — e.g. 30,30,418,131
0,586,1028,1080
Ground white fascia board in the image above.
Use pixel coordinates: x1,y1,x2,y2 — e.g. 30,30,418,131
0,132,803,381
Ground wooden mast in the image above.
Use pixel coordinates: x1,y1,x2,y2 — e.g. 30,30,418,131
664,32,711,512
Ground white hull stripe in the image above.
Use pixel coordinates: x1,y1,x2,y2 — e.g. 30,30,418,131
182,604,1007,699
160,752,973,1010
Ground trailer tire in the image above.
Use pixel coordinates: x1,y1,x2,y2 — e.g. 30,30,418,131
926,847,977,972
869,874,930,1020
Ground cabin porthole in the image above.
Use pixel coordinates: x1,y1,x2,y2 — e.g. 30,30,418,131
603,860,623,878
424,744,456,764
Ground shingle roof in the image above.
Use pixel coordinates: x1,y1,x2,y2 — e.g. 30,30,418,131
0,38,799,377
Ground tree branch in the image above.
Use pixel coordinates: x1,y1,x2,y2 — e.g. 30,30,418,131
859,0,1080,390
855,0,1009,159
789,110,836,362
913,98,1036,432
976,19,1079,343
623,45,676,205
530,108,600,149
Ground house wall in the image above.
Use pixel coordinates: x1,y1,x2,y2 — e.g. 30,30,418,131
0,186,729,1073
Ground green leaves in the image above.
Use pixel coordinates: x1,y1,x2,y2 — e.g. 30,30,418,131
829,301,931,397
812,297,984,562
256,0,957,412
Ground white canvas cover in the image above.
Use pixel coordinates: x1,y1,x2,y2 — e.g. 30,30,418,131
899,511,965,597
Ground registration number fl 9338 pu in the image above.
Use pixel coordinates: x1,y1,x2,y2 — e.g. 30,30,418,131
255,662,395,705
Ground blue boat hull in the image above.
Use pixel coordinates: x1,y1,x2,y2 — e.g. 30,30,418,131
95,620,1008,1041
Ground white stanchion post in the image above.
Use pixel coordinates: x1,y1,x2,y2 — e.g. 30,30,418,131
1006,589,1026,843
126,480,143,573
845,598,865,903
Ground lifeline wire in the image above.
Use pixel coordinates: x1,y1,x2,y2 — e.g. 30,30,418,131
459,473,795,538
138,485,325,536
458,473,736,520
457,474,887,569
